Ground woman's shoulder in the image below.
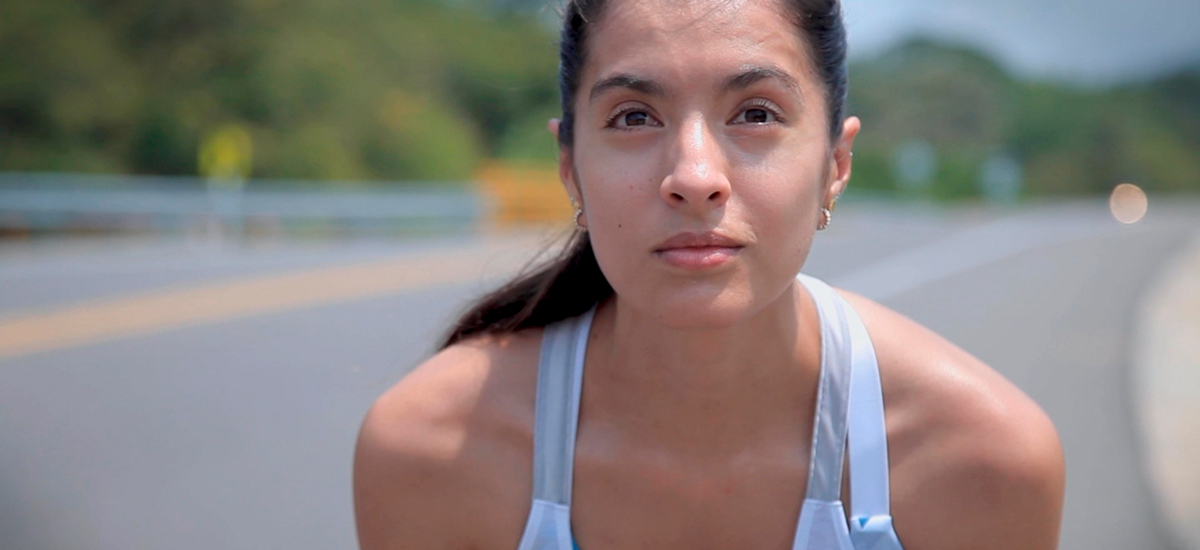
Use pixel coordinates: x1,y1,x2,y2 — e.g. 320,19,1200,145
357,329,543,458
353,330,545,550
837,289,1065,550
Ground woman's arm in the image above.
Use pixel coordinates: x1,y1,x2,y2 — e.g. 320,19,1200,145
353,344,494,550
354,376,468,549
353,335,540,550
895,389,1065,550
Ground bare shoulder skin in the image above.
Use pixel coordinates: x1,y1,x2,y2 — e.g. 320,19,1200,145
353,331,544,550
354,291,1064,550
841,290,1066,550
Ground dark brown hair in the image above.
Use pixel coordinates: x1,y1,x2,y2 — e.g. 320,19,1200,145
441,0,848,348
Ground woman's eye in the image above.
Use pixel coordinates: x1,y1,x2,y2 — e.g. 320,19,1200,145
607,108,659,130
744,108,770,123
732,105,781,125
622,111,650,127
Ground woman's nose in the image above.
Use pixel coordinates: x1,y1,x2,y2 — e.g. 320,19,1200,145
660,116,731,213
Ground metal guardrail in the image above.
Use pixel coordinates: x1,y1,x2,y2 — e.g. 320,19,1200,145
0,172,488,235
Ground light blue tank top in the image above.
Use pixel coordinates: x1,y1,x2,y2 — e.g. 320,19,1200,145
514,273,906,550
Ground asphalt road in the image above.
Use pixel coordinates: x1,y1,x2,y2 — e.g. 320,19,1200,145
0,200,1196,550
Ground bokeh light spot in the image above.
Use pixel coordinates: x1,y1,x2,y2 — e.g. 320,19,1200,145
1110,183,1148,224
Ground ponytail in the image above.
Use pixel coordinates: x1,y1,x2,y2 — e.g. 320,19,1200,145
439,229,612,349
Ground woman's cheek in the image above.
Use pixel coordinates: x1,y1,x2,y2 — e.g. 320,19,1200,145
744,179,818,272
585,191,640,275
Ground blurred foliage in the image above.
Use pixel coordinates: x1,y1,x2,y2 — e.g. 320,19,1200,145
0,0,1196,195
0,0,555,183
848,39,1200,198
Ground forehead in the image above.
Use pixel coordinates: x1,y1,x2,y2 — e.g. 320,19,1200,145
584,0,815,90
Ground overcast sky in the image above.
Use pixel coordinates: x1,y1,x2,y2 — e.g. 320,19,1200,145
841,0,1200,84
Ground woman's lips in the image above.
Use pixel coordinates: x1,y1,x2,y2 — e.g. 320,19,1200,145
655,246,742,269
653,231,745,269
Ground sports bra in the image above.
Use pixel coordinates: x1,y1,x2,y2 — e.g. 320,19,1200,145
514,273,906,550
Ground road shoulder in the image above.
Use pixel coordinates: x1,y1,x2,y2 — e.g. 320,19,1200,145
1134,231,1200,550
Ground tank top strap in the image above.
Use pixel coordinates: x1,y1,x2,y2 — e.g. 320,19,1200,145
796,273,854,503
838,291,906,550
530,307,596,506
843,292,891,519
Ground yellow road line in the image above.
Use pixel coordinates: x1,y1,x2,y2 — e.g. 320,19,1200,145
0,235,551,360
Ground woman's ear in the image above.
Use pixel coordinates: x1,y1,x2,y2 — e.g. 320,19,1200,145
826,116,861,205
549,118,583,206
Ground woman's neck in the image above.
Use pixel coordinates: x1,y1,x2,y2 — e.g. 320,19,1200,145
582,281,822,455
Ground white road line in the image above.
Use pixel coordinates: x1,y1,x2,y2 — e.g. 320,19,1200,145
833,207,1119,300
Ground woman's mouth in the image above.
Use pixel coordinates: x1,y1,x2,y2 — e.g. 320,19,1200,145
655,246,742,269
653,231,745,269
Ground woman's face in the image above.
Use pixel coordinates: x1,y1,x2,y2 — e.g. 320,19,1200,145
561,0,858,329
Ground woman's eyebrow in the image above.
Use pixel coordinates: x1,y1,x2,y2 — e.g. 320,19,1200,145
589,73,667,103
721,66,803,101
